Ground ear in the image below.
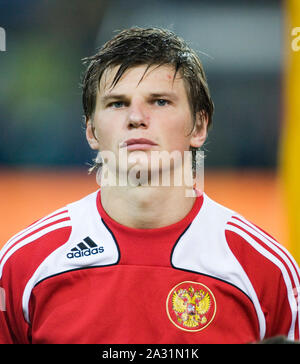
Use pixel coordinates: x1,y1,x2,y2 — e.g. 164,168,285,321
85,118,100,150
189,111,208,148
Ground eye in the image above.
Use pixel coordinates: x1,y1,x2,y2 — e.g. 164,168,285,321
155,99,169,106
108,101,125,109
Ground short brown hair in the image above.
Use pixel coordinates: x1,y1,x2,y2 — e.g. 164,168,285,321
81,27,214,172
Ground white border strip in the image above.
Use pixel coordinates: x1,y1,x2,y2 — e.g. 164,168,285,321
0,211,69,262
0,221,71,278
227,224,298,340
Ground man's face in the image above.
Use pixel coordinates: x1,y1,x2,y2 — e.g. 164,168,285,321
86,64,207,180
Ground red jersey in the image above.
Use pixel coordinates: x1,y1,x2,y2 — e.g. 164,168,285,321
0,190,299,344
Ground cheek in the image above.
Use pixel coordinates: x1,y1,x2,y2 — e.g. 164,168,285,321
165,114,193,148
98,131,112,150
92,114,111,147
162,129,191,152
95,123,124,154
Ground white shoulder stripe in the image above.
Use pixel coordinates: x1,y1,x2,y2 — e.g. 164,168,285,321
0,211,70,262
226,223,299,340
1,207,67,250
0,220,71,279
229,216,300,282
26,207,68,228
231,216,300,277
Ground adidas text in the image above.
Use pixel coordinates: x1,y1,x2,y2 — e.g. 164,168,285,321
66,236,103,259
67,247,104,259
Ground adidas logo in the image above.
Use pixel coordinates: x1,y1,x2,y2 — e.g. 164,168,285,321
66,237,104,259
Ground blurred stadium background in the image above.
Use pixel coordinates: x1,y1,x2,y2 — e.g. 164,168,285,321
0,0,299,263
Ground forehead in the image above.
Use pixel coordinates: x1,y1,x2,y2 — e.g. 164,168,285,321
98,64,186,95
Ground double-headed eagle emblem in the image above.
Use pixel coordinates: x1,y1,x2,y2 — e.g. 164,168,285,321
166,281,216,332
172,286,210,327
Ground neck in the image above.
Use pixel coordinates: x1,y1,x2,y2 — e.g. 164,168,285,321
100,185,197,229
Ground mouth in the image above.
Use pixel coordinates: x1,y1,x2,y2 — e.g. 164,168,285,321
120,138,158,151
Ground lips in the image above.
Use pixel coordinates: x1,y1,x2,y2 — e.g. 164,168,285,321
120,138,158,150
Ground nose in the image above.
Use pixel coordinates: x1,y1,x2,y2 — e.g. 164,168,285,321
127,101,148,129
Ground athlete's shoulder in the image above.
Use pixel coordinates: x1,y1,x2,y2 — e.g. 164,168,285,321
199,193,300,287
199,194,300,340
225,212,300,341
223,205,299,279
0,190,99,279
202,193,298,269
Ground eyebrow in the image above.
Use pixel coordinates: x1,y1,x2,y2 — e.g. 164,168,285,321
100,94,127,103
149,92,179,100
100,92,179,103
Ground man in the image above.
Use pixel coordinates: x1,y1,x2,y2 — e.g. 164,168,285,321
0,27,299,344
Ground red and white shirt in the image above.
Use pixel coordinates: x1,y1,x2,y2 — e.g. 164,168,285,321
0,190,299,344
